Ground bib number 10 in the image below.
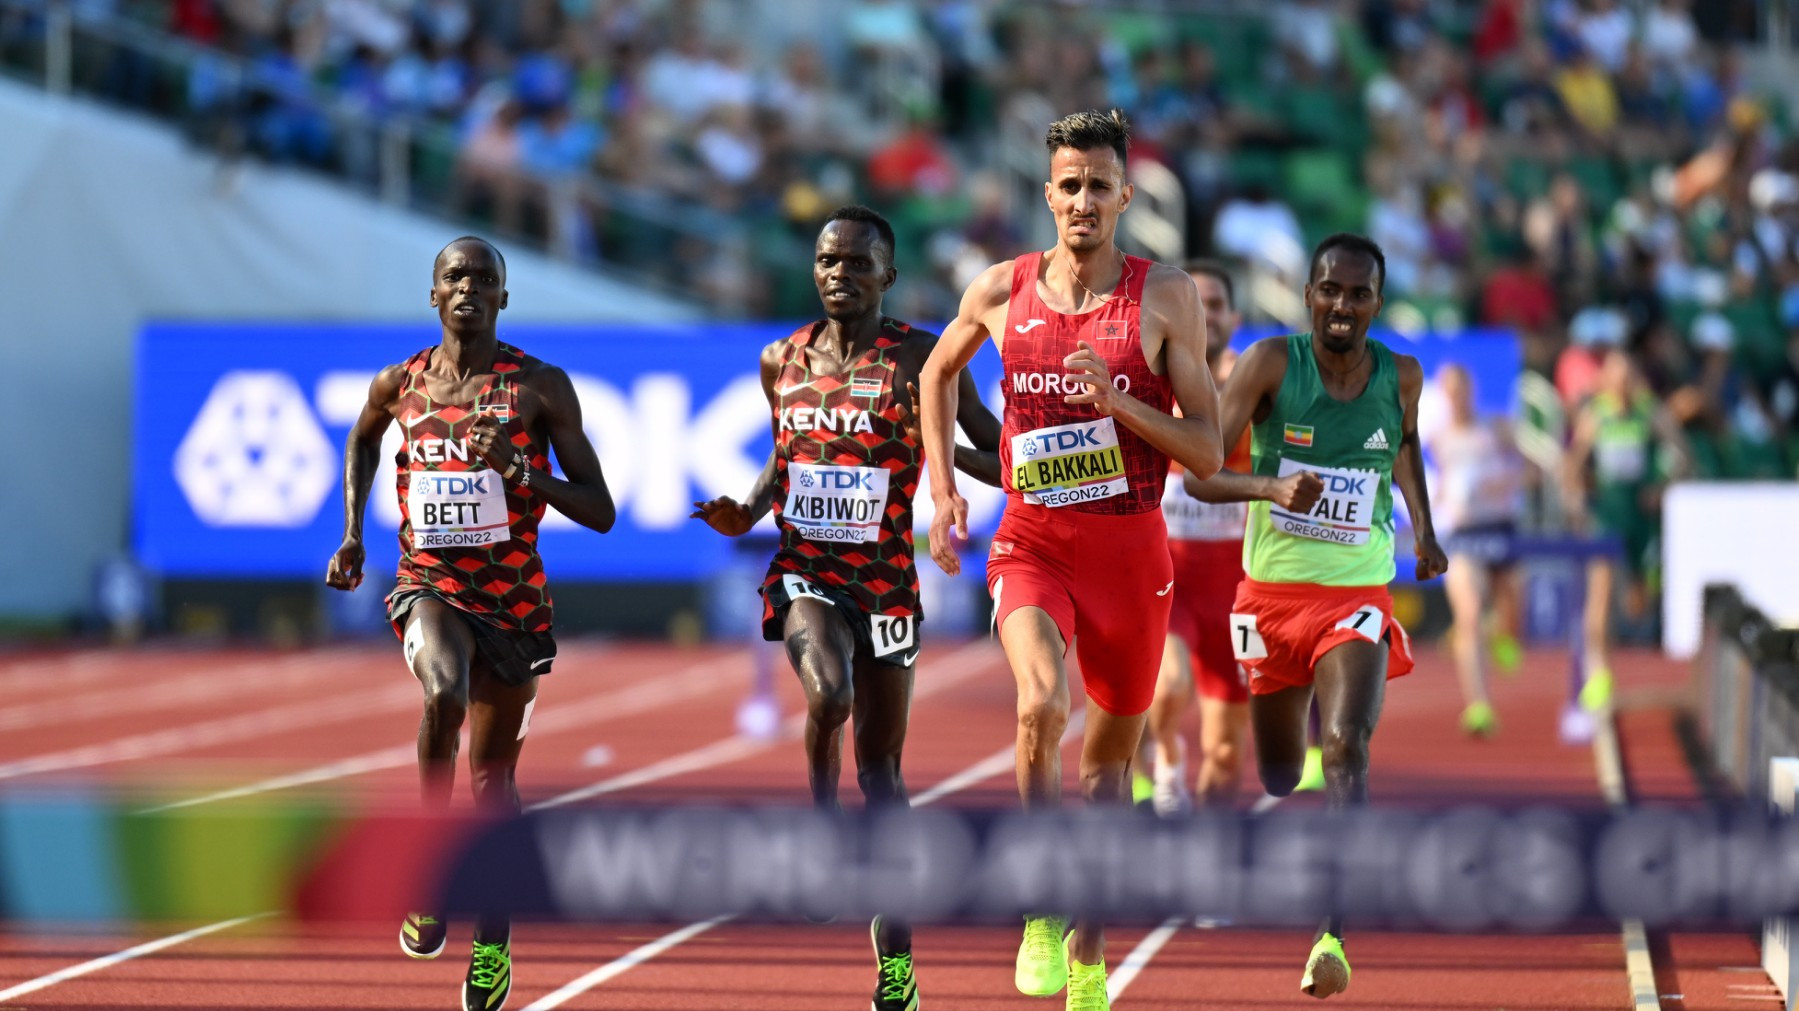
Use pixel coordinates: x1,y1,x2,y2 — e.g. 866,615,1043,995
871,614,915,660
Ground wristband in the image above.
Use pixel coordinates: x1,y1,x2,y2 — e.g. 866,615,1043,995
502,453,521,481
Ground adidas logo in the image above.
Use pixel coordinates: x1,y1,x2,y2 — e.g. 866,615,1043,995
1363,428,1390,450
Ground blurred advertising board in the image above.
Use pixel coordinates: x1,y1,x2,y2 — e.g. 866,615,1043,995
133,322,1518,581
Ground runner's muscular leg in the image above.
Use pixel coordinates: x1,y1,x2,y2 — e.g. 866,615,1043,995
782,598,859,811
1251,683,1314,797
402,598,476,808
850,653,913,810
1313,637,1388,810
1196,696,1248,804
851,652,915,954
1147,635,1194,774
467,666,538,812
998,606,1069,809
1067,702,1148,967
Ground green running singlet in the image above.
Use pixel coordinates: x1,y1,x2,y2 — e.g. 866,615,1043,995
1245,333,1404,587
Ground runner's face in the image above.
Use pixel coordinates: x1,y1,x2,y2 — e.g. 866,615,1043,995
1045,146,1131,252
813,220,894,321
1190,271,1239,360
430,243,507,333
1304,249,1383,355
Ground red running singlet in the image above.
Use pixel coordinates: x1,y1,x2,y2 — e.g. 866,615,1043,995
999,251,1173,515
389,343,554,633
761,319,924,622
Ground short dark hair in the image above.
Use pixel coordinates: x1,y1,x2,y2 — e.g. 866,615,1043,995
1045,109,1131,166
438,235,506,275
1308,233,1386,294
823,205,896,265
1183,259,1235,308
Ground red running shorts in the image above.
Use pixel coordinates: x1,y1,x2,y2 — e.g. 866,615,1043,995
987,502,1172,716
1227,579,1415,696
1167,538,1249,704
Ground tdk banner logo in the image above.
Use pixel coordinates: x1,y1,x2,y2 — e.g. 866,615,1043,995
173,370,335,527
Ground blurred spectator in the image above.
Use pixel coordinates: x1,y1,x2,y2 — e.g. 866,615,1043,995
1213,182,1306,282
1555,45,1620,141
1574,0,1633,74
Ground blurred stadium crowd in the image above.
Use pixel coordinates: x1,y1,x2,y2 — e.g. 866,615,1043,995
2,0,1796,613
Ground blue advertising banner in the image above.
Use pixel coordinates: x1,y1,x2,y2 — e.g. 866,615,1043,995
133,322,1519,581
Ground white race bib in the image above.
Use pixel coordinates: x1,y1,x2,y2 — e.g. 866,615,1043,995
1162,473,1247,541
1267,458,1378,546
870,613,917,661
786,463,890,543
411,468,509,548
1595,440,1648,483
1010,418,1126,508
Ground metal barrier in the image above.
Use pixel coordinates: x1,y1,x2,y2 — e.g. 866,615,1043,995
1697,585,1799,804
1696,584,1799,1008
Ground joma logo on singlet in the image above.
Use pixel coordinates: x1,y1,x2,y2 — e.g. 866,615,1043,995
778,407,875,434
1011,372,1131,396
414,437,473,464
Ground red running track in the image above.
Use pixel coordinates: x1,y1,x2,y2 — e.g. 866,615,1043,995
0,640,1687,1009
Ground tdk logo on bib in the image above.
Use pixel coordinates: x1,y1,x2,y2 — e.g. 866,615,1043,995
785,462,889,543
416,474,491,496
1322,473,1369,496
1019,426,1104,456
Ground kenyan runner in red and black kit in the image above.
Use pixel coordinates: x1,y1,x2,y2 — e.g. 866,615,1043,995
327,237,616,1011
693,207,999,1011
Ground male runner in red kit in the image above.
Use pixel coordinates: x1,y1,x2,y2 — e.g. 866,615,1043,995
919,110,1223,1010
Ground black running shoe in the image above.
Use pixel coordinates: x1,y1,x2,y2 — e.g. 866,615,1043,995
462,935,512,1011
399,912,446,960
871,916,919,1011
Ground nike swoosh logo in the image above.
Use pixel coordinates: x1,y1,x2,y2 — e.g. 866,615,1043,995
1013,319,1046,334
530,656,555,670
1156,581,1174,597
893,651,919,667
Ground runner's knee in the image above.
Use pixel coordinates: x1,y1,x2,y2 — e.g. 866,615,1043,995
1203,738,1241,779
1017,692,1069,742
1260,762,1302,797
1320,723,1373,774
1079,758,1131,801
420,678,468,729
804,676,853,728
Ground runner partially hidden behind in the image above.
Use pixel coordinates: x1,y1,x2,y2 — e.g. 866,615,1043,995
920,110,1224,1011
693,205,1000,1011
1194,232,1447,999
326,237,616,1011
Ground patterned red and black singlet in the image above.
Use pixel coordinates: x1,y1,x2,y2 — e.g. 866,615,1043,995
760,319,923,620
389,343,554,633
1000,251,1173,515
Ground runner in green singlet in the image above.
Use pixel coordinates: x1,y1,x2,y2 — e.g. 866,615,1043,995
1561,348,1689,710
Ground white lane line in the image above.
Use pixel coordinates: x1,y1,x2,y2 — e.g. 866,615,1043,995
1108,917,1183,1003
532,640,1001,810
0,912,265,1002
521,916,731,1010
1593,711,1663,1011
0,683,417,782
146,654,740,812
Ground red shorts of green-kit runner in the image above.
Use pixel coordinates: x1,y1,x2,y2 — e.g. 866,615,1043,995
1228,579,1414,696
987,502,1173,716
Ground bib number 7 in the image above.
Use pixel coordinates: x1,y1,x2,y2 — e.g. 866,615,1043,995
1334,605,1385,643
1228,612,1268,660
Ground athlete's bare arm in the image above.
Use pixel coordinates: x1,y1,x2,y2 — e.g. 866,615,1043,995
693,340,785,536
478,362,616,533
902,335,1002,487
921,261,1013,575
1062,264,1223,479
1394,353,1447,580
1180,337,1323,512
326,363,407,591
1560,408,1600,523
